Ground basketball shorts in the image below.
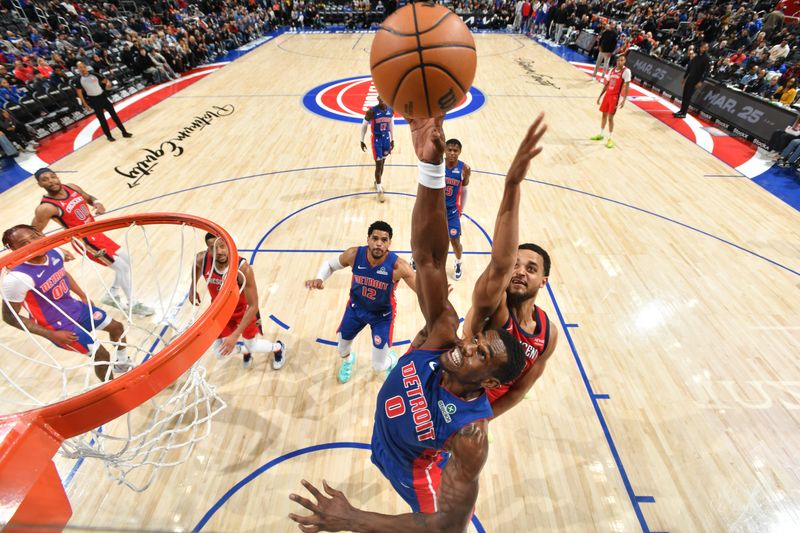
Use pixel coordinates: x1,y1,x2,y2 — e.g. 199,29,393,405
72,233,121,266
371,448,450,513
50,302,111,354
337,301,394,348
218,309,262,340
372,135,392,161
446,208,462,239
599,93,622,114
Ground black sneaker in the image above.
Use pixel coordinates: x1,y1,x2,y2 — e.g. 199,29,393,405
107,136,116,142
122,132,133,138
242,353,253,369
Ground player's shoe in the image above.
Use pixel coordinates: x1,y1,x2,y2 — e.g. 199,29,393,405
376,183,385,203
272,340,286,370
454,262,462,280
132,302,155,316
242,353,253,369
590,134,604,141
606,139,615,149
338,352,356,383
100,294,124,310
410,258,416,271
385,350,398,379
113,353,133,374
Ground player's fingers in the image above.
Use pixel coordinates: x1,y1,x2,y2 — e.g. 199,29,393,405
298,524,320,533
529,146,544,158
529,122,548,145
288,512,320,528
322,479,343,498
302,479,327,502
289,493,319,513
522,112,545,143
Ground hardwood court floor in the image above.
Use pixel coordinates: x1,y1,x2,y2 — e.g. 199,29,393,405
1,33,799,532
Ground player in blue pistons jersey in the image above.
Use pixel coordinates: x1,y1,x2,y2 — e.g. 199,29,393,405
360,95,395,203
290,114,549,531
305,221,416,383
443,138,471,281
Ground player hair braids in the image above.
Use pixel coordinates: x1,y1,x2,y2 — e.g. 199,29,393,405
494,328,527,385
2,224,37,248
368,220,393,239
519,243,551,276
445,138,462,149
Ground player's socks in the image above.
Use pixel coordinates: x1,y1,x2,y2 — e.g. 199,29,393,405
272,340,286,370
338,352,356,383
113,348,132,373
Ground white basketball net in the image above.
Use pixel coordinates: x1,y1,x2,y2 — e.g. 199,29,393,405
0,221,228,491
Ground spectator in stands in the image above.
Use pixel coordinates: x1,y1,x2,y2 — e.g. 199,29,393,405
521,0,533,34
739,64,760,87
0,108,36,152
592,22,617,79
0,79,23,105
674,41,710,119
772,78,797,105
768,115,800,153
775,136,800,168
762,74,781,97
762,6,784,39
769,39,791,64
35,58,53,78
729,47,747,65
0,130,19,160
13,59,34,83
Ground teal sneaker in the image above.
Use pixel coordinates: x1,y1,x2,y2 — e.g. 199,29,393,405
338,352,356,383
385,350,398,379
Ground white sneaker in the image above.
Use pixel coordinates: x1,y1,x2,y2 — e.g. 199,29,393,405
101,294,123,310
376,183,385,203
131,302,155,317
272,340,286,370
454,262,462,280
113,354,133,374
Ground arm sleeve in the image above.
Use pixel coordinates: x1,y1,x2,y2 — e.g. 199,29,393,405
460,186,468,211
360,119,369,143
316,256,345,282
2,272,33,303
389,115,395,141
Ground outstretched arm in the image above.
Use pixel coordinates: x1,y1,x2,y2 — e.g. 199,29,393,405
393,258,417,293
289,420,489,533
465,115,547,337
305,247,357,289
408,117,457,348
31,203,57,232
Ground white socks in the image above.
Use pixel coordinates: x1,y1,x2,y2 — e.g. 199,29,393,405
337,333,353,360
242,339,280,353
372,345,391,371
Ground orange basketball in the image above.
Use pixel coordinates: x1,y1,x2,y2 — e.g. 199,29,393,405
370,3,476,119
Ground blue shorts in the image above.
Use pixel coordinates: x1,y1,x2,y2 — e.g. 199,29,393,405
372,135,392,161
446,208,462,239
51,302,111,354
371,448,450,513
337,301,394,348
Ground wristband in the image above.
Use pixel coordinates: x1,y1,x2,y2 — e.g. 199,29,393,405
417,161,446,189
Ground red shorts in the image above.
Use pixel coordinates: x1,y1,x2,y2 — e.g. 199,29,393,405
218,310,261,339
72,233,120,266
599,93,621,114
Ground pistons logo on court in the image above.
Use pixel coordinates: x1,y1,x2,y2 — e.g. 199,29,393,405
303,75,486,124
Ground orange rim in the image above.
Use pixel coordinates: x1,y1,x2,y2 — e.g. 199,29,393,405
0,213,239,439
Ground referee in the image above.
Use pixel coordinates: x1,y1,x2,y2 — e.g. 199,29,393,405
75,61,132,142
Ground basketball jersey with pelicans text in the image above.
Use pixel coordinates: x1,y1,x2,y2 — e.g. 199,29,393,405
202,252,248,314
349,246,398,315
444,161,465,213
7,249,85,327
372,349,494,475
40,185,95,228
371,105,393,139
486,305,551,403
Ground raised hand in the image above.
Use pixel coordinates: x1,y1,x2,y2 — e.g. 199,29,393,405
408,116,446,164
289,479,357,532
505,113,547,186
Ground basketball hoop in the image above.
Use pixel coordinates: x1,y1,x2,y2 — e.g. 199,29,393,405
0,213,240,532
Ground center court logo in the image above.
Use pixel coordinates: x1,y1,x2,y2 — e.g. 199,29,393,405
303,75,486,124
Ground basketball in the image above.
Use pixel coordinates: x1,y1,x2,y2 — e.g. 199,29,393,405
370,3,476,119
